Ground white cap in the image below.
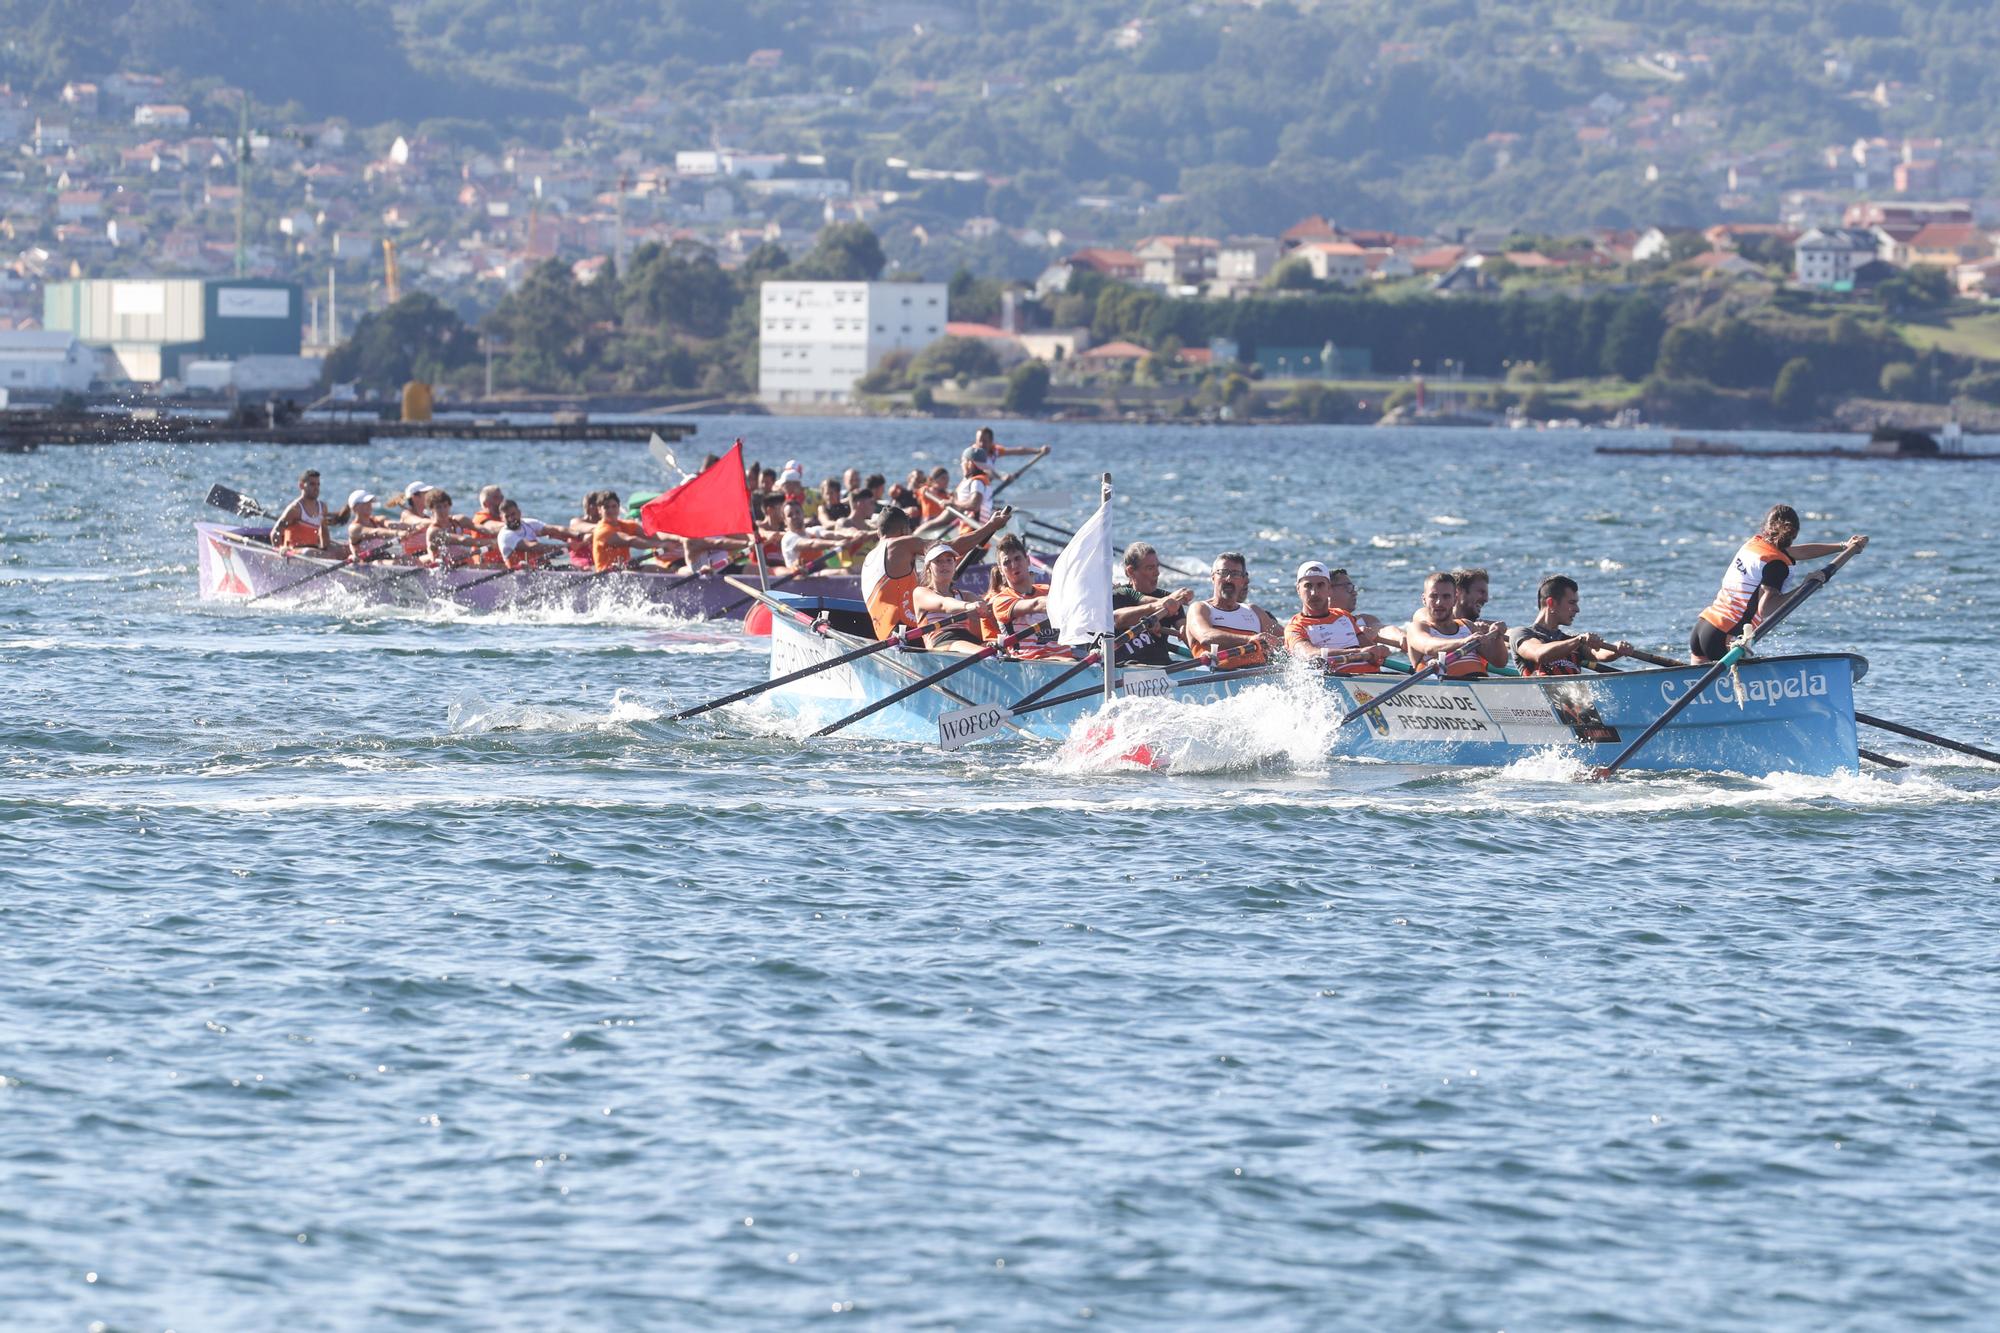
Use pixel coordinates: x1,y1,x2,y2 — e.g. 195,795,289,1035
777,467,804,487
921,542,958,566
347,489,376,509
1296,560,1330,582
405,480,430,499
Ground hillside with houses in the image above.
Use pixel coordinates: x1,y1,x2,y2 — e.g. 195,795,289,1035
0,0,1999,423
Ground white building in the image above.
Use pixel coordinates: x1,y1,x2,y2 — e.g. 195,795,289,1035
1794,228,1879,288
758,280,947,404
0,330,97,391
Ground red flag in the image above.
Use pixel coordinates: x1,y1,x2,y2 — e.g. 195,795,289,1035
640,439,754,539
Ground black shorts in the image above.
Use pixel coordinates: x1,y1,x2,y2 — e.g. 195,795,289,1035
1689,618,1733,662
927,626,983,649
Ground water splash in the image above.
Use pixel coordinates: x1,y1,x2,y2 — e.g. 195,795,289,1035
1045,665,1340,775
446,687,661,735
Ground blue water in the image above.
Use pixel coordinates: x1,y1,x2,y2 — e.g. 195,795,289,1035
4,419,1999,1329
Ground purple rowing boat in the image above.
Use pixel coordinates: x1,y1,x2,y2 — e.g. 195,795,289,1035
195,522,994,618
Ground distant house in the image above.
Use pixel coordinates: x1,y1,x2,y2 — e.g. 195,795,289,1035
1212,237,1279,295
1844,199,1972,243
1065,248,1141,282
1898,221,1993,268
1955,257,2000,299
1134,235,1218,290
61,82,99,116
1074,339,1149,367
1895,161,1941,195
1279,215,1339,251
942,320,1027,367
133,104,190,130
1294,240,1369,286
1793,227,1880,288
1705,223,1799,252
1017,328,1090,363
0,329,96,391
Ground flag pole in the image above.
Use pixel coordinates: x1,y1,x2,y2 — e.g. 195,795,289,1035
1100,472,1114,706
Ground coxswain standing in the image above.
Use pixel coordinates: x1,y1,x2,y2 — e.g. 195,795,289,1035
1405,571,1508,675
1185,552,1284,665
1690,505,1867,662
1511,575,1632,675
1285,561,1392,673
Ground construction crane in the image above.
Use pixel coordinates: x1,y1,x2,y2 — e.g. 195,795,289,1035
382,238,400,304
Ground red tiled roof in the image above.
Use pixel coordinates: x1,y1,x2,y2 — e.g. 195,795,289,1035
1077,339,1150,361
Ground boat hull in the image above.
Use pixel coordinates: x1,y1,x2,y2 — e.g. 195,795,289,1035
759,593,1867,775
194,523,981,618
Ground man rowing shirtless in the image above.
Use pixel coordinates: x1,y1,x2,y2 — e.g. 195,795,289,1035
1405,570,1508,675
418,490,497,567
1285,561,1392,673
1511,575,1633,675
862,503,1012,639
1186,551,1284,664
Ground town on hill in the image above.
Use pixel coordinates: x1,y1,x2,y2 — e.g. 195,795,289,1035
2,0,1999,427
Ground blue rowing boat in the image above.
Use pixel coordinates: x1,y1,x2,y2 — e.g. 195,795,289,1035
758,592,1868,775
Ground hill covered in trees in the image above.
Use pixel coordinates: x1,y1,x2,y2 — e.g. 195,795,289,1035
8,0,2000,235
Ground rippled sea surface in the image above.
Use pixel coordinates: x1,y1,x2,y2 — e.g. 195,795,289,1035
4,418,2000,1330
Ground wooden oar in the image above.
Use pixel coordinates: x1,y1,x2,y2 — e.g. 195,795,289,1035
989,448,1048,499
670,609,977,722
1591,543,1865,780
247,548,362,603
205,482,269,519
1850,713,2000,768
716,546,837,618
811,624,1039,738
1594,644,1915,768
1007,656,1222,718
1021,516,1205,581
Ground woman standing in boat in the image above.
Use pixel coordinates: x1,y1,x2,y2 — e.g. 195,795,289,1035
1690,505,1866,661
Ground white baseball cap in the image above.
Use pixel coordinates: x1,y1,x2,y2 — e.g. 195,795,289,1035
1296,560,1330,581
777,467,804,487
348,489,376,509
405,479,430,499
921,542,958,566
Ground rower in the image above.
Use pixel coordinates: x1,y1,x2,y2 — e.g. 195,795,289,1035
1112,541,1192,665
495,499,572,569
973,425,1049,464
911,542,996,654
862,503,1012,639
1405,571,1508,675
1511,575,1633,675
563,492,602,569
272,469,347,558
1285,561,1392,673
1450,566,1491,622
917,466,952,522
778,499,846,574
817,477,850,523
342,490,398,562
419,490,494,566
952,447,996,532
394,479,431,522
986,533,1053,635
470,485,507,532
1691,505,1867,662
1186,551,1284,665
591,490,668,571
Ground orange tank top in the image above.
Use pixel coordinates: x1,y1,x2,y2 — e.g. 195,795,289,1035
592,517,639,570
281,499,325,548
1699,535,1793,633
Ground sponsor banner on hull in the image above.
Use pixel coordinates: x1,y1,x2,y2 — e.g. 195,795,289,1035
938,702,1011,751
1343,682,1502,741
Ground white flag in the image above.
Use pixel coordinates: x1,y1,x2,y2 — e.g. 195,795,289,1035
1048,492,1114,648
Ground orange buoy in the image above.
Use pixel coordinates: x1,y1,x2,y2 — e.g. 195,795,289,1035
743,604,773,636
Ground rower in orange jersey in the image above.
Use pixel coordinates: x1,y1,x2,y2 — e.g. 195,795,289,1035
985,534,1052,635
1285,561,1392,673
1404,570,1508,676
862,503,1012,640
916,466,952,522
271,469,349,559
590,490,669,571
340,490,400,563
1689,505,1867,662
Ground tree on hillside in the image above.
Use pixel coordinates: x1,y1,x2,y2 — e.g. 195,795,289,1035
1600,298,1666,381
624,240,737,339
321,291,478,389
787,223,887,282
1002,360,1051,414
1772,356,1817,419
484,258,591,389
